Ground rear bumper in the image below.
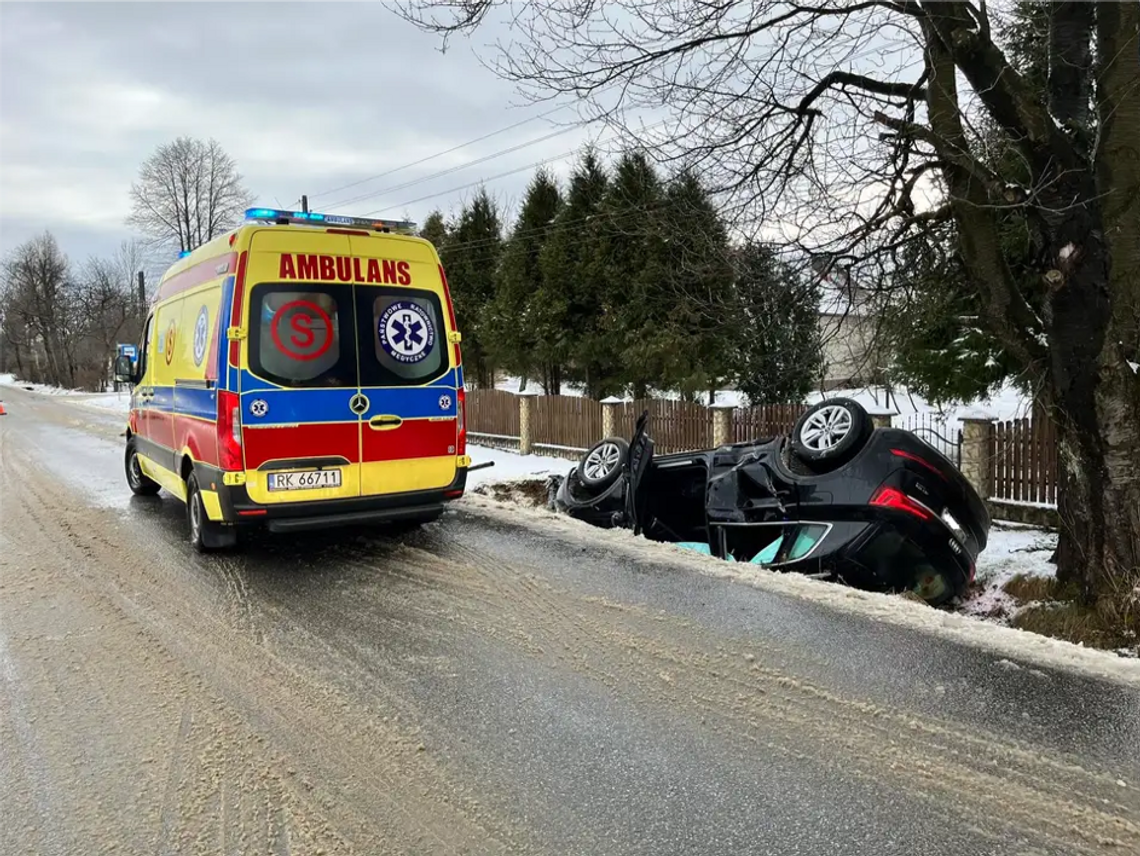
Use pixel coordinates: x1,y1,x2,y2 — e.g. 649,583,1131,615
198,463,468,531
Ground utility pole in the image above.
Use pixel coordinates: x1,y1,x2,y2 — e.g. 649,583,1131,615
137,271,146,313
301,195,309,214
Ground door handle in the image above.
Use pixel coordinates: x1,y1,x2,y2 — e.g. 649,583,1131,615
369,415,403,431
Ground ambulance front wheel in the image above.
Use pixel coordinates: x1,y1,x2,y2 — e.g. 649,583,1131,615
186,472,238,552
125,437,161,497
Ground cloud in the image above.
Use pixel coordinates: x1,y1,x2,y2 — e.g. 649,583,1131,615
0,1,603,263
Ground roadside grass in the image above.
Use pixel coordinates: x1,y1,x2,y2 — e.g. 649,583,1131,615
1003,573,1139,655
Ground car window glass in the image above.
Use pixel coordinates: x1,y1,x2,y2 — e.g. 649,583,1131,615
358,289,447,387
249,284,357,388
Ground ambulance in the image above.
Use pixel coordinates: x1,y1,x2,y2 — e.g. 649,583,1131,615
115,208,470,551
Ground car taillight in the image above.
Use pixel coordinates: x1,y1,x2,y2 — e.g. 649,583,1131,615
217,389,243,471
870,486,933,520
890,448,945,480
456,385,467,457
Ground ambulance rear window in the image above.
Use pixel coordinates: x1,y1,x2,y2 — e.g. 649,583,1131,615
249,283,357,388
358,289,448,386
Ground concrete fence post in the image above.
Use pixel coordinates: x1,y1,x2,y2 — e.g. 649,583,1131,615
865,407,897,431
711,403,735,447
960,415,995,499
517,390,538,455
600,396,624,439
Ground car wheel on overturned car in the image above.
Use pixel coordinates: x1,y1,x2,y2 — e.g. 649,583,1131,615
909,566,956,607
577,437,629,492
790,397,873,472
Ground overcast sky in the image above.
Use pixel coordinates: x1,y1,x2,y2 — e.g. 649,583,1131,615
0,2,612,267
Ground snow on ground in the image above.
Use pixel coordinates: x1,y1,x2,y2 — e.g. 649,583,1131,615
10,372,1138,680
962,524,1058,622
465,446,569,488
0,373,129,409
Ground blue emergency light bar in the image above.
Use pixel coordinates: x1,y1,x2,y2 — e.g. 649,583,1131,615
243,207,417,233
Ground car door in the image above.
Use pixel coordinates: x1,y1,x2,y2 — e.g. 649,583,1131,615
349,236,458,497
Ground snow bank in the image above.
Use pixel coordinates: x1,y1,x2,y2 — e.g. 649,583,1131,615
458,493,1140,688
466,446,570,488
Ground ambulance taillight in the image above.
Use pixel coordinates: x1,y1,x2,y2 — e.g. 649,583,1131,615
217,390,243,470
456,386,467,457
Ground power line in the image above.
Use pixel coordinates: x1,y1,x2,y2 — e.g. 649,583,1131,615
324,123,587,212
305,104,573,205
366,119,673,217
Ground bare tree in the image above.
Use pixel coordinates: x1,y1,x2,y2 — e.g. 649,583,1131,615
77,239,152,385
128,137,256,253
1,232,73,387
400,0,1140,615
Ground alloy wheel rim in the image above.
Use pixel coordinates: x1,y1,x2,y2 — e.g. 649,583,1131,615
190,492,201,539
800,405,853,451
583,442,622,481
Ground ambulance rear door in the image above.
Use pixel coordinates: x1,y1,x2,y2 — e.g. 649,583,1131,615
348,234,459,498
240,229,364,502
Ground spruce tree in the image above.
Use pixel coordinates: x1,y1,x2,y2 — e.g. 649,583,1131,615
485,169,563,391
727,243,822,405
538,148,612,398
442,188,503,387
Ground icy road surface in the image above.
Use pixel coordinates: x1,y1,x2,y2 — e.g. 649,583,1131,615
1,384,1139,856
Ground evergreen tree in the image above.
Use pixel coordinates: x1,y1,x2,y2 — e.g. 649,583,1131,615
882,224,1026,406
441,188,502,387
654,170,735,400
594,150,669,399
484,169,563,391
419,209,450,250
538,149,612,398
726,243,822,405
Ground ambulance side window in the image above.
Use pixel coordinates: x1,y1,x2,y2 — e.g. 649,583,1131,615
138,314,154,380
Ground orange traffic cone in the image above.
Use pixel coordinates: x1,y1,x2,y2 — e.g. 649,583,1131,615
0,401,6,415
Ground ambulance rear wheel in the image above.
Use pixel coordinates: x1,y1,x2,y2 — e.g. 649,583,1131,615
186,473,237,552
125,438,160,497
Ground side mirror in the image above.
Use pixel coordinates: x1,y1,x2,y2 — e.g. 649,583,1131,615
114,355,135,383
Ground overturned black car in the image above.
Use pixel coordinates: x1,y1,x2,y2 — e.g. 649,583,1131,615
548,398,990,606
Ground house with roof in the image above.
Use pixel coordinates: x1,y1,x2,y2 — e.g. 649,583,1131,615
810,256,885,391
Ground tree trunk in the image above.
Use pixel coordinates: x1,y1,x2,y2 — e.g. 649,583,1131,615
1045,227,1140,613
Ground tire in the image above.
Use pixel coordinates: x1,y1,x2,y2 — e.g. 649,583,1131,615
790,397,873,471
577,437,629,491
125,437,161,496
186,472,237,552
909,566,957,607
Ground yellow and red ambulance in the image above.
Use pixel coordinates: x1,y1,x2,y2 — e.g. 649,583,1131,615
117,208,469,551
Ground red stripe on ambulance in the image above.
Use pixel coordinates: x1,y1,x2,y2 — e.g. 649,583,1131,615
241,423,359,470
278,254,411,285
360,418,457,463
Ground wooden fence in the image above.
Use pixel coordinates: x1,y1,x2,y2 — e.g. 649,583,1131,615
531,395,603,454
989,417,1059,505
611,399,712,454
732,404,808,443
465,388,519,447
